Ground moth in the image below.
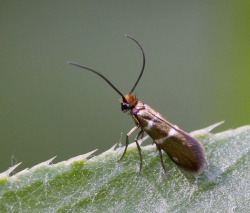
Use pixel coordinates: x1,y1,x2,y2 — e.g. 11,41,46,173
68,35,207,176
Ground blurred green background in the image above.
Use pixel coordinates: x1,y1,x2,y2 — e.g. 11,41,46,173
1,1,249,172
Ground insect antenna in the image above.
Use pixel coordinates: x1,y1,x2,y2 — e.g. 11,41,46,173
68,35,145,101
125,35,146,94
67,62,127,103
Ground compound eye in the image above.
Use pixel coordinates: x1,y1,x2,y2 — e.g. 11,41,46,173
121,102,130,112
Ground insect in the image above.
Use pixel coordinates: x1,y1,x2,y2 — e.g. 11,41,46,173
68,35,207,176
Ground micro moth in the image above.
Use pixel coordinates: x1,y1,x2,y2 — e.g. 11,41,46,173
68,35,207,176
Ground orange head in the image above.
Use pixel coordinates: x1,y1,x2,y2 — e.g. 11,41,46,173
120,94,138,112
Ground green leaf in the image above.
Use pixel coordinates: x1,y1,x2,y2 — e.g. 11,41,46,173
0,123,249,212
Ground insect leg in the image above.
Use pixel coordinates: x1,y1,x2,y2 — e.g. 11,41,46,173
140,131,144,140
118,126,139,162
155,143,168,177
134,129,144,173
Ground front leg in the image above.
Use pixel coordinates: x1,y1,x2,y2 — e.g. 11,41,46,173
134,129,144,173
118,126,139,161
118,126,144,173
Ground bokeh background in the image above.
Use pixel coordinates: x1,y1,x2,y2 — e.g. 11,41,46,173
1,1,250,172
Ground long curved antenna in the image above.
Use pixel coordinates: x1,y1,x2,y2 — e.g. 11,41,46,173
125,35,146,94
67,62,127,102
